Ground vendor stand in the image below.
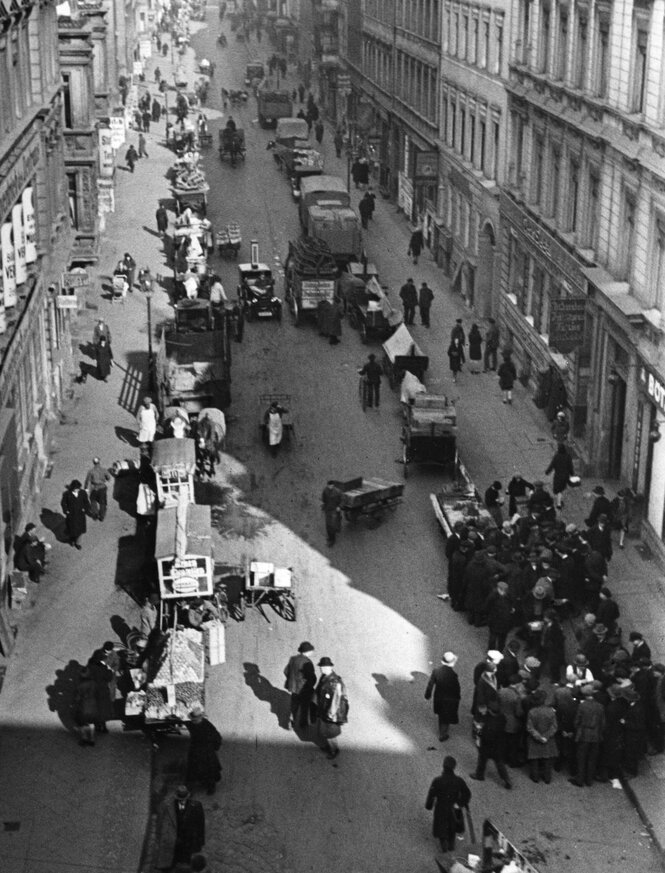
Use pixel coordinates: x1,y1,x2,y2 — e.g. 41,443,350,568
151,437,196,507
155,501,213,606
430,463,496,540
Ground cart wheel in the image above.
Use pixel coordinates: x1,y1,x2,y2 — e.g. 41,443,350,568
290,297,299,326
278,593,296,622
238,593,246,621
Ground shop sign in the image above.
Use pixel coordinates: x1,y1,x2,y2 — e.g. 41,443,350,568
97,179,115,215
548,296,587,353
98,127,114,178
159,555,212,598
12,204,26,285
0,222,16,307
22,187,36,263
56,292,78,310
61,270,90,290
139,39,152,60
0,141,40,225
415,150,438,180
639,365,665,415
109,116,126,150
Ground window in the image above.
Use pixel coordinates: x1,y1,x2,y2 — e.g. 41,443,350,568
587,170,600,250
462,11,469,59
512,113,525,187
494,15,504,75
631,28,648,113
556,10,568,80
460,104,466,155
521,0,531,64
595,21,610,97
450,99,457,147
652,217,665,310
540,6,551,74
62,73,73,128
568,159,580,232
469,110,476,163
67,173,78,229
532,134,544,205
481,15,490,67
444,4,451,53
479,118,487,172
492,119,500,180
470,12,478,64
550,147,561,220
452,11,458,55
575,14,588,89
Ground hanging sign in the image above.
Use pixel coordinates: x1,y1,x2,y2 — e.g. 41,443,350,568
12,203,26,285
109,116,126,150
549,297,587,353
1,222,16,307
98,127,114,178
22,187,36,263
97,179,115,214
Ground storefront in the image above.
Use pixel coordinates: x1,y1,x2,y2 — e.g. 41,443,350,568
499,191,592,441
633,364,665,552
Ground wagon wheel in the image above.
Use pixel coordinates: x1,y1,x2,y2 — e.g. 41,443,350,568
402,441,409,479
274,591,296,622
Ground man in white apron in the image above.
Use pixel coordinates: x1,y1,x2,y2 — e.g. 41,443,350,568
264,401,287,457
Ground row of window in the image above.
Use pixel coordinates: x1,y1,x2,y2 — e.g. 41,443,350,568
443,2,504,76
442,86,501,182
365,0,442,40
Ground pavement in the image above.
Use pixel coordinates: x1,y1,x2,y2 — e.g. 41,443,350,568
0,15,663,873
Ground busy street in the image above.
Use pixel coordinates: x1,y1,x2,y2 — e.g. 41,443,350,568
1,4,665,873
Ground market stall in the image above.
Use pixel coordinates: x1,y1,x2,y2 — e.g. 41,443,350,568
155,501,213,601
143,627,206,723
151,437,196,507
429,464,496,539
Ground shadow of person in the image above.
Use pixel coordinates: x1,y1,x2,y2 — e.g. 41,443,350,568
114,425,140,447
46,659,83,731
39,507,69,543
110,614,134,645
242,662,291,730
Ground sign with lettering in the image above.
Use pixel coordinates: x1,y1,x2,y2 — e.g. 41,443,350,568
640,365,665,415
61,270,90,289
97,179,115,214
415,150,438,179
56,293,79,310
1,222,16,306
0,141,40,226
12,204,26,285
549,297,587,353
158,554,213,598
109,115,126,150
98,127,114,178
22,187,36,263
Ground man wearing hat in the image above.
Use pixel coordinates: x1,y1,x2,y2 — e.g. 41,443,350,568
551,409,570,444
185,706,222,795
622,687,647,776
399,277,418,325
321,481,343,547
527,480,555,522
470,698,512,789
425,652,461,741
448,537,473,610
586,485,612,528
283,642,317,730
566,653,594,688
315,657,347,759
584,513,613,562
155,784,205,870
425,755,471,853
569,686,605,786
484,580,515,653
484,480,505,527
358,352,383,408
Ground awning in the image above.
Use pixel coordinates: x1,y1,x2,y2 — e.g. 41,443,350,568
583,265,645,326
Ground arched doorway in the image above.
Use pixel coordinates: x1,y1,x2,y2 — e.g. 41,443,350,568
477,221,496,317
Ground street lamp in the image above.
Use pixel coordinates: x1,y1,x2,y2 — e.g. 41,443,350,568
141,268,155,391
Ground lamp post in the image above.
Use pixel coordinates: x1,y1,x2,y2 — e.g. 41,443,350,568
141,269,155,391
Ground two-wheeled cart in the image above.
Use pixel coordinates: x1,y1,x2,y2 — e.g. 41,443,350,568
331,476,404,524
239,560,296,622
401,394,458,479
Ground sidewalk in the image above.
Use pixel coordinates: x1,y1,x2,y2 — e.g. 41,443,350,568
0,40,202,873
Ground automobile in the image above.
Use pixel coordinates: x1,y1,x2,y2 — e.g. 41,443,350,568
237,243,281,321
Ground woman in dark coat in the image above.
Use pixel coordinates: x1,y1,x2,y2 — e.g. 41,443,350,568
545,443,575,509
468,324,483,373
408,227,424,264
447,338,465,383
424,653,461,741
425,755,471,852
186,707,222,794
96,336,113,382
61,480,90,549
497,352,517,403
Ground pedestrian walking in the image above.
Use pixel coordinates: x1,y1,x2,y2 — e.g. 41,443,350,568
185,705,222,794
334,128,343,158
321,480,342,546
358,352,383,408
497,351,517,403
569,685,605,786
136,395,159,453
407,226,424,264
154,65,161,83
263,399,288,456
122,251,136,290
142,109,151,132
447,337,465,383
298,83,305,102
84,458,110,521
152,97,162,124
470,700,512,789
468,323,483,372
155,785,205,871
125,144,138,172
14,523,48,583
358,192,373,229
545,443,575,509
92,317,111,347
425,756,471,853
418,282,434,327
526,689,558,783
138,132,148,158
450,318,466,347
95,336,113,382
61,479,90,549
483,581,514,653
73,666,99,746
314,119,324,144
424,652,461,741
484,480,504,527
399,277,418,325
315,656,348,759
484,318,500,371
88,641,118,732
283,641,317,729
551,409,570,444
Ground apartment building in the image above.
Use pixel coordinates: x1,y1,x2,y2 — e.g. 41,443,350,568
501,0,665,553
436,0,510,315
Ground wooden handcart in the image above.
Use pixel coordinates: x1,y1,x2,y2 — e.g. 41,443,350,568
151,437,196,506
401,394,458,478
239,560,296,622
331,476,404,524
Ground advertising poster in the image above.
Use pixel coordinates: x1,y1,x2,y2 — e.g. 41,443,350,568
109,115,126,150
98,127,114,178
22,186,36,263
1,222,17,307
12,203,26,285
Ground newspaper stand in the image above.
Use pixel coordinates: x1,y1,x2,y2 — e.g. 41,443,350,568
151,438,196,507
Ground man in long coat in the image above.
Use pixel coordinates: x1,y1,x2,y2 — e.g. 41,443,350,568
425,652,461,741
155,785,205,870
425,756,471,853
61,479,90,549
185,706,222,794
283,641,316,729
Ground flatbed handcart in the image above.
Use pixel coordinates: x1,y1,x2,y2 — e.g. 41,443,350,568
429,463,496,540
382,323,429,387
401,394,457,478
331,476,404,524
216,222,242,258
151,437,196,506
239,560,296,622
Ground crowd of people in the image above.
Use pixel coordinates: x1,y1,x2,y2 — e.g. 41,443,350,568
433,472,665,798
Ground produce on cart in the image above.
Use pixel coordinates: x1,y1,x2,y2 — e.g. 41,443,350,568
430,465,497,539
331,476,404,523
216,222,242,258
144,628,206,722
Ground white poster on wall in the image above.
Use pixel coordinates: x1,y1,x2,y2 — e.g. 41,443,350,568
98,127,114,178
109,115,126,150
1,222,17,307
12,203,26,285
22,186,36,263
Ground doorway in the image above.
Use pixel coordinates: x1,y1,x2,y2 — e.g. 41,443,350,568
608,375,626,479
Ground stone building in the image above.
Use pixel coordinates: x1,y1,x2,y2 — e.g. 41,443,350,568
501,0,665,553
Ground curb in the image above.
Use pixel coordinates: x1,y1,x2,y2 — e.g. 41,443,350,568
620,776,665,863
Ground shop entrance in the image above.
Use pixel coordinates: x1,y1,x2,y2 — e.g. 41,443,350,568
608,375,626,479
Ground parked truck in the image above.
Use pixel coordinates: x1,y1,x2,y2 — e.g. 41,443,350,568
284,237,338,326
257,85,293,127
298,175,350,225
307,204,362,266
156,299,232,414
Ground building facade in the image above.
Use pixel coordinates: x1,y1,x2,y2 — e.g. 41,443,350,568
502,0,665,553
436,0,511,315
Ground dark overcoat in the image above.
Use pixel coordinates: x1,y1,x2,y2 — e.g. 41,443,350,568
155,798,205,870
61,488,90,539
425,771,471,844
425,665,461,723
186,718,222,786
545,449,575,494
